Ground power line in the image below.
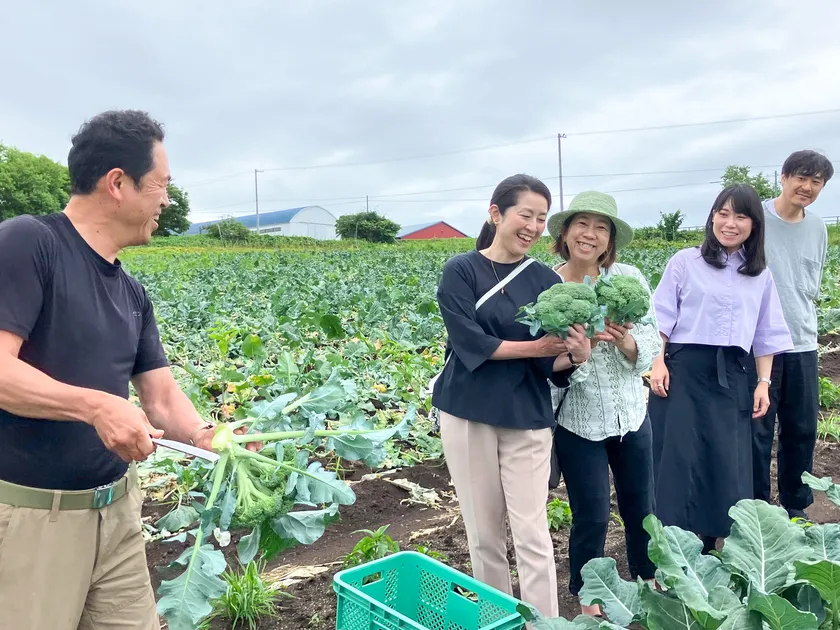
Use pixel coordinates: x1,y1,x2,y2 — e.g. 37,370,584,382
568,108,840,137
182,108,839,183
190,195,368,213
367,165,779,197
180,171,253,187
189,180,721,216
367,181,720,203
190,164,780,214
257,134,557,173
189,198,365,216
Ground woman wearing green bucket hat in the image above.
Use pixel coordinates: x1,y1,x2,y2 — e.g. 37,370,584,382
546,191,659,615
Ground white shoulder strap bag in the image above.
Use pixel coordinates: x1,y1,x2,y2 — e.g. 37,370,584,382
427,257,536,394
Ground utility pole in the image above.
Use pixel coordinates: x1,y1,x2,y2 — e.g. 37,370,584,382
366,195,369,212
557,133,567,210
254,169,263,233
774,170,779,193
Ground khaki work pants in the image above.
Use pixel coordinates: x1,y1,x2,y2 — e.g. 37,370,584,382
0,478,159,630
440,412,559,618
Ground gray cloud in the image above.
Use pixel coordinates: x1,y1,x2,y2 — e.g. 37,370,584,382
1,0,839,236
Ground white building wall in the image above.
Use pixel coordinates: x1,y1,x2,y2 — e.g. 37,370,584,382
290,206,337,239
250,206,337,239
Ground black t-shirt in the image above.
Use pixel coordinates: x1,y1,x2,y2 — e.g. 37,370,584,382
431,250,573,430
0,213,169,490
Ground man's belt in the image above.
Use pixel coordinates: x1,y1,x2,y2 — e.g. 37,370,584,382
0,464,138,510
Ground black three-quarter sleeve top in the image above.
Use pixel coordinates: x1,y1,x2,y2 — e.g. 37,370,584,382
431,249,575,431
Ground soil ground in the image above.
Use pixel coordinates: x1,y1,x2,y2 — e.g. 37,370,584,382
147,339,840,629
820,334,840,383
146,448,840,630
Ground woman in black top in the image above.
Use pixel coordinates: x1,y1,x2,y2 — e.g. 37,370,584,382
432,174,591,618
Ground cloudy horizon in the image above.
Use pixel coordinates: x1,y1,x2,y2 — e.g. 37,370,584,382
2,0,839,237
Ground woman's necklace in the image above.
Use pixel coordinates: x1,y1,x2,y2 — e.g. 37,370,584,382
490,256,523,294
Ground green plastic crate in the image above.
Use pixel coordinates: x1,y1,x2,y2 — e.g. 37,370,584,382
333,551,525,630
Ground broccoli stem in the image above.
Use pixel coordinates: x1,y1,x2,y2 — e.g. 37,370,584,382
234,461,258,511
233,446,338,488
177,452,230,604
231,428,379,444
234,458,279,510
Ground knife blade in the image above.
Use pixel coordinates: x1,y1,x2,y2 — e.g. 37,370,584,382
152,437,220,463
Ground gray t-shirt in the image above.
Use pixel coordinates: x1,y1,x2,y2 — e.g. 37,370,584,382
762,198,828,353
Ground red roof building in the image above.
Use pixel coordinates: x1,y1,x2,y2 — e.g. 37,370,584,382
396,221,468,240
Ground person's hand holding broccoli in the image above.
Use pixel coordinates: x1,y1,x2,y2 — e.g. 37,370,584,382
518,274,651,362
591,274,652,360
516,281,605,339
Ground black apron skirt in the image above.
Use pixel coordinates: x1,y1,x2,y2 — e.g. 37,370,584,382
647,343,753,539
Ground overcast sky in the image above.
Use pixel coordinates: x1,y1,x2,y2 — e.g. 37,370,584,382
2,0,839,236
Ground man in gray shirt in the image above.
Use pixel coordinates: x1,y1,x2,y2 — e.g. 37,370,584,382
753,149,834,519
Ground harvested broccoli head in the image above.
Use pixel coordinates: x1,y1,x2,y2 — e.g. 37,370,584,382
594,275,650,325
517,280,605,338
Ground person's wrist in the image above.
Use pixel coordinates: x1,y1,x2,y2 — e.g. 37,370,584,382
569,347,589,365
189,421,216,445
83,390,115,426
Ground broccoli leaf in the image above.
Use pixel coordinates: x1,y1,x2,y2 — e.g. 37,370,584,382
155,505,200,533
284,371,347,415
325,407,415,466
578,557,642,627
219,486,237,531
719,500,815,594
237,527,261,566
747,590,819,629
156,543,227,630
292,461,356,506
272,504,339,545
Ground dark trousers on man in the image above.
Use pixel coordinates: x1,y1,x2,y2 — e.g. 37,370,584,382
554,417,656,595
751,351,819,512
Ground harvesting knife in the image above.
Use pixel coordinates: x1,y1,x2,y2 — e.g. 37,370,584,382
151,437,220,463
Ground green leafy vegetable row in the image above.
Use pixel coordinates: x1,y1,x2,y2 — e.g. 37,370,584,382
520,471,840,630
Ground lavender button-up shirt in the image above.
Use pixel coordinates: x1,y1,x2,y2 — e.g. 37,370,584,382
653,247,793,357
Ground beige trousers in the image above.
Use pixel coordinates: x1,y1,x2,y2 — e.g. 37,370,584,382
441,412,559,618
0,480,159,630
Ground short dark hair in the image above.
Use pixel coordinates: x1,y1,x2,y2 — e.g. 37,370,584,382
68,110,165,195
550,215,617,268
701,183,766,277
476,174,552,250
781,150,834,183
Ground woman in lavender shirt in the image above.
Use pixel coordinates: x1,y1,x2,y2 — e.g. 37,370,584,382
647,183,793,553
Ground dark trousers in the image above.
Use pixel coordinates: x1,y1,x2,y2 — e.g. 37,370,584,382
555,417,656,594
750,351,819,510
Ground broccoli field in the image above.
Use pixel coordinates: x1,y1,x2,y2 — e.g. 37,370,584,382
122,239,840,630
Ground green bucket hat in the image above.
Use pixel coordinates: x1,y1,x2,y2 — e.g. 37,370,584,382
547,190,634,250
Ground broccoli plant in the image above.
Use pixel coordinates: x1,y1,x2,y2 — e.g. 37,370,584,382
594,274,651,325
516,277,605,338
518,471,840,629
154,371,415,630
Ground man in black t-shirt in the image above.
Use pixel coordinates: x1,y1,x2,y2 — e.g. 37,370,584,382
0,110,221,629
